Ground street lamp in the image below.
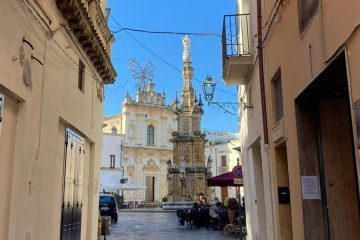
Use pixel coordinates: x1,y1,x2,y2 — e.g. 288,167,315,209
120,177,128,207
202,75,217,102
202,75,253,111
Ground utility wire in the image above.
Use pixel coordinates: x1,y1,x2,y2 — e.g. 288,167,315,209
109,15,237,98
262,0,282,44
112,27,222,38
105,77,130,92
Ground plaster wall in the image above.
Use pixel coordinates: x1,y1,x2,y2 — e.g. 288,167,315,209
262,0,360,239
101,133,125,169
0,0,108,239
235,0,277,239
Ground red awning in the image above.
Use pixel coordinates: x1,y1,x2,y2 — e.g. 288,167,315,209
207,171,243,187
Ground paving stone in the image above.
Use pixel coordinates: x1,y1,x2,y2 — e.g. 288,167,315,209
106,211,236,240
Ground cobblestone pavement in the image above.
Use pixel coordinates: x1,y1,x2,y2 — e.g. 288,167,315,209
106,211,236,240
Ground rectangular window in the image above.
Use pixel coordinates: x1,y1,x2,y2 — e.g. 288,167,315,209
273,71,284,122
109,155,115,168
299,0,320,32
147,125,154,145
221,156,227,167
78,60,85,92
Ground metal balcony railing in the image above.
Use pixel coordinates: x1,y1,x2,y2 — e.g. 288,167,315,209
222,14,251,67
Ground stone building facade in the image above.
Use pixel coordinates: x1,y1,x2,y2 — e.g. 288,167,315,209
167,36,209,202
99,133,125,192
103,82,177,203
223,0,360,239
204,131,241,201
0,0,115,239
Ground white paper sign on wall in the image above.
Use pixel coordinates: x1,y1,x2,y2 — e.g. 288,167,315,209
301,176,321,200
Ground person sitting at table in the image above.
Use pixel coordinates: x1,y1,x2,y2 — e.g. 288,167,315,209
227,198,240,224
218,203,229,233
197,193,205,206
190,202,201,228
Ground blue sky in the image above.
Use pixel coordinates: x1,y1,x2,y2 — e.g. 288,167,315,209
104,0,239,133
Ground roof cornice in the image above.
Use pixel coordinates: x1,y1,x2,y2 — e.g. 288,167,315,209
56,0,116,84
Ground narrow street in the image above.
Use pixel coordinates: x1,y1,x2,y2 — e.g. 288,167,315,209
107,210,235,240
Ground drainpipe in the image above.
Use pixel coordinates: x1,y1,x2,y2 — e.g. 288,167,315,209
257,0,269,144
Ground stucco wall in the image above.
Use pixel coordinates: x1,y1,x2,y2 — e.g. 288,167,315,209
0,1,107,239
101,133,125,169
262,0,360,239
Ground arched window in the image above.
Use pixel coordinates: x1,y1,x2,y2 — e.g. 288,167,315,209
147,125,154,145
111,126,118,134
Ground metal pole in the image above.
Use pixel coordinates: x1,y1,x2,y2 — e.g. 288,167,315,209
121,143,124,206
257,0,269,144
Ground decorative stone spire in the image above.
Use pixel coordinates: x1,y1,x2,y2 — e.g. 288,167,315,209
124,91,133,104
171,92,179,112
198,94,203,107
167,36,208,202
181,35,195,110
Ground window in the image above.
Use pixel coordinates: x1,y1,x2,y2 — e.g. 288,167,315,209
109,155,115,168
273,72,284,122
147,125,154,145
78,60,85,92
111,126,118,134
298,0,320,33
221,156,227,167
99,195,116,204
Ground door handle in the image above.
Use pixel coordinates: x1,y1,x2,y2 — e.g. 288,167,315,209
329,181,334,187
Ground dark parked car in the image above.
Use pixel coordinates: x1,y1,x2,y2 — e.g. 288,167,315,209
99,194,118,222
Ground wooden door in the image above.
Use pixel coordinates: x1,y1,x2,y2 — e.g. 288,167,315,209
61,129,85,240
145,176,154,203
319,99,360,239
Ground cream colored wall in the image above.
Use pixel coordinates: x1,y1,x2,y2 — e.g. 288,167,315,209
123,147,172,202
0,1,106,239
122,105,176,149
236,0,277,238
262,0,360,239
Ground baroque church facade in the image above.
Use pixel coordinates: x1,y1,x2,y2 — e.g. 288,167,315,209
103,82,177,203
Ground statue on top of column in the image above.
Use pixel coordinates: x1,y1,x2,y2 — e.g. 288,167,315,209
182,35,192,63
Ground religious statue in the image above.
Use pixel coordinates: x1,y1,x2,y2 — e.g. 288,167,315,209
182,35,192,63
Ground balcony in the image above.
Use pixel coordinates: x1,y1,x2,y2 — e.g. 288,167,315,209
222,14,253,86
